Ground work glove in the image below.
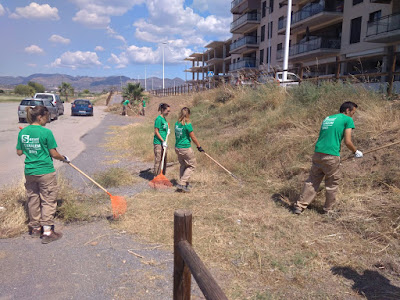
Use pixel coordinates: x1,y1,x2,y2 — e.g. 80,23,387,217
197,146,205,152
63,155,70,163
162,141,168,148
354,150,363,158
167,128,171,135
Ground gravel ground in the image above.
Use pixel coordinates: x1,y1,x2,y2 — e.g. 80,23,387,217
0,111,203,299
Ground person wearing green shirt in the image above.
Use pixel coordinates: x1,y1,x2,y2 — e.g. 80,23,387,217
141,98,146,116
175,107,204,193
16,106,69,244
293,101,363,215
122,99,131,116
153,103,170,175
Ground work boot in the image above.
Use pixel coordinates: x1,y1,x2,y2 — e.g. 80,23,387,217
292,206,303,215
29,226,42,238
41,230,63,244
176,184,190,193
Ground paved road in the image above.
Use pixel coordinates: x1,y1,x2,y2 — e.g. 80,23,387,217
0,102,107,188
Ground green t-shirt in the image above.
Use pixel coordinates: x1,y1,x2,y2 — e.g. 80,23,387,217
153,115,168,145
16,125,58,175
175,122,193,149
123,100,130,106
142,100,146,107
314,113,355,156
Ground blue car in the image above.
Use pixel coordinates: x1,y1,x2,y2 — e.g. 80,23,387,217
71,99,94,116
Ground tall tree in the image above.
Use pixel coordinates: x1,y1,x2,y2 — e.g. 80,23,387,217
122,82,144,102
58,82,74,102
28,81,45,93
14,84,35,96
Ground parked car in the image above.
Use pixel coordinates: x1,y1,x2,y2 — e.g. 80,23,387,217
71,99,94,116
258,72,300,87
18,98,58,123
34,93,64,115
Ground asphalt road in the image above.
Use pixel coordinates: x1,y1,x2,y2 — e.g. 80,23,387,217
0,102,107,188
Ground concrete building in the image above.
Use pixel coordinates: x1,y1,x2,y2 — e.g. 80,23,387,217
230,0,400,78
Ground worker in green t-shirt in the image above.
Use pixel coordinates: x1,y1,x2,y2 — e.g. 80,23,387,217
122,99,131,116
174,107,204,192
141,98,146,116
153,103,170,175
16,106,69,244
293,101,363,215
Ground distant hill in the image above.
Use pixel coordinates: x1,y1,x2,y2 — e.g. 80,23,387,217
0,74,185,92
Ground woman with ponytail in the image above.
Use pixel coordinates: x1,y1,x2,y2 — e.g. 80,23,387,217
16,106,69,244
153,103,170,175
174,107,204,192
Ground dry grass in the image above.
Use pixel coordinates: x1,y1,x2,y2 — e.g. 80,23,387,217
107,82,400,298
0,175,110,238
93,167,139,188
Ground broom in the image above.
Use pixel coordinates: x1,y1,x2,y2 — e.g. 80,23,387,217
68,163,127,218
149,130,172,189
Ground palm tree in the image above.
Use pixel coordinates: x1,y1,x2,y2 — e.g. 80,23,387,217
58,82,74,102
122,82,144,102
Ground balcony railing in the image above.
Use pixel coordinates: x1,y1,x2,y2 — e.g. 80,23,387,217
229,58,257,71
276,37,341,59
278,2,343,30
230,12,260,31
230,36,259,52
366,13,400,37
231,0,245,9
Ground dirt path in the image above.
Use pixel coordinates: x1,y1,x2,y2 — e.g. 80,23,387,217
0,111,203,299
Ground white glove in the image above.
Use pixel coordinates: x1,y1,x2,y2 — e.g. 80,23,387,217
63,155,70,163
167,128,171,135
162,141,168,148
354,150,363,158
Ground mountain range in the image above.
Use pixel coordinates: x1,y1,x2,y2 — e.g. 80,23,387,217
0,74,186,92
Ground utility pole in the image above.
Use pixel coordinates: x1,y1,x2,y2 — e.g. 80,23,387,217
145,66,147,91
283,0,293,84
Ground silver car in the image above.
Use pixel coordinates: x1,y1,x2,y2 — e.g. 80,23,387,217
18,98,58,123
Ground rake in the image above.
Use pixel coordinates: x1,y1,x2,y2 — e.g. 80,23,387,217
68,163,127,218
342,140,400,162
149,130,172,189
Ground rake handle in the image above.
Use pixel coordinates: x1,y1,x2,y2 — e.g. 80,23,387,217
203,152,238,180
342,140,400,162
68,163,109,195
159,126,170,174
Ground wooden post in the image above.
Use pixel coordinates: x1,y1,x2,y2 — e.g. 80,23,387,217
335,56,340,82
387,46,396,96
174,210,192,300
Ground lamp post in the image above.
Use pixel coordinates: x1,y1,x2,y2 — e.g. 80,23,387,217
267,5,272,74
283,0,293,84
162,42,167,93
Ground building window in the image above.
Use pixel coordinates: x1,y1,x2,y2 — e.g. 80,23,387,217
261,25,266,42
369,10,381,22
260,49,264,65
268,21,273,39
277,43,282,51
353,0,363,5
350,17,362,44
266,46,271,64
262,1,266,18
269,0,274,13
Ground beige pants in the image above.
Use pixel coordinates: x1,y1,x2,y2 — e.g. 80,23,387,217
154,144,167,175
25,172,58,227
295,152,341,211
175,147,196,185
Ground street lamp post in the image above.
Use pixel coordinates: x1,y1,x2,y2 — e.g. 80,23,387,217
162,42,167,94
283,0,293,84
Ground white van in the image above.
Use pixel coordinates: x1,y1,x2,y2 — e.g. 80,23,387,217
34,93,64,115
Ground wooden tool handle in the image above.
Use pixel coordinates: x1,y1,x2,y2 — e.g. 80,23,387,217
68,163,109,195
159,128,170,173
203,152,240,181
342,140,400,162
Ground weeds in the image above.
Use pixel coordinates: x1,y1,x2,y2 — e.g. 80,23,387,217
93,167,136,188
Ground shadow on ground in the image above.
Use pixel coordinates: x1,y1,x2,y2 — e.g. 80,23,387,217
331,266,400,300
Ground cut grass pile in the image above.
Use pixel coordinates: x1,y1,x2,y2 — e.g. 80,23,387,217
0,175,110,238
107,82,400,299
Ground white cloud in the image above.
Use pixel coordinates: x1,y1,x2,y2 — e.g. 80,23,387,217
27,63,37,67
192,0,231,17
0,4,5,16
106,26,126,44
103,65,111,69
49,34,71,45
51,51,101,69
25,45,44,55
10,2,59,20
72,9,110,28
95,46,105,51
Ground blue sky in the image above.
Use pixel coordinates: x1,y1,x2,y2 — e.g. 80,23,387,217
0,0,231,79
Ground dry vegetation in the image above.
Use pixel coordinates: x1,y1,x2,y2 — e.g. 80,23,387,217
107,82,400,299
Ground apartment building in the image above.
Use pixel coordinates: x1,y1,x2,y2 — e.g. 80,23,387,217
230,0,400,78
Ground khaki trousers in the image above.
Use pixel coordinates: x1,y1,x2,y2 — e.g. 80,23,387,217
295,152,341,211
25,172,58,227
154,144,167,175
122,105,127,115
175,147,196,185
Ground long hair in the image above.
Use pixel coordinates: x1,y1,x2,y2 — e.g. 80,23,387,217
178,107,191,125
26,106,49,124
158,103,170,113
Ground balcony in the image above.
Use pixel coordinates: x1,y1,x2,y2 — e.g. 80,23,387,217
365,13,400,43
278,2,343,34
229,58,258,71
230,36,259,54
230,12,261,34
276,37,341,61
231,0,260,14
370,0,391,3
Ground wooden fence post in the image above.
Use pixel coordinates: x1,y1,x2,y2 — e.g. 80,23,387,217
174,210,192,300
